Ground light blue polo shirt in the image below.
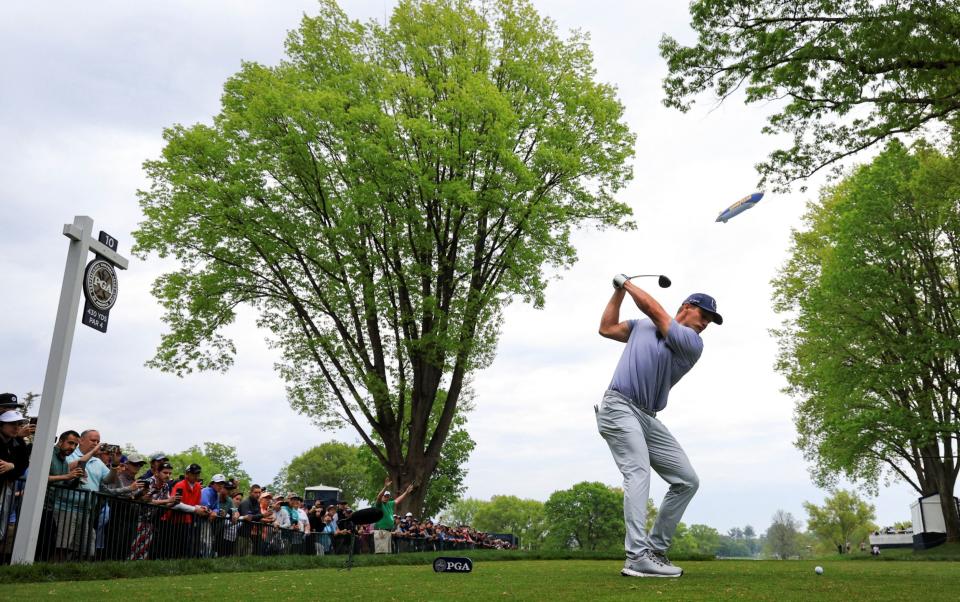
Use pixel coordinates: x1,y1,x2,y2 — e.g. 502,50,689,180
67,449,110,493
607,318,703,412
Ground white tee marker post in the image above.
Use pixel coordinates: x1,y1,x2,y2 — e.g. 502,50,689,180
11,215,128,564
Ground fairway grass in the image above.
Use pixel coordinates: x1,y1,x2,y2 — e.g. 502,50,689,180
2,559,958,601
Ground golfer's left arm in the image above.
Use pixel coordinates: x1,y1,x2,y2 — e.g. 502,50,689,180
623,282,671,337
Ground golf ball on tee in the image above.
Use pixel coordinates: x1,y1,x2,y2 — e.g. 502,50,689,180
815,566,824,575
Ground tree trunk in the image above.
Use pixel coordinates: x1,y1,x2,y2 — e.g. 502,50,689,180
940,490,960,543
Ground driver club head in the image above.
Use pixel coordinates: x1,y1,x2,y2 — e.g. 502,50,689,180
658,275,671,288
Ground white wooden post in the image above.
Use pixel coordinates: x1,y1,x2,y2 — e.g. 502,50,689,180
10,216,128,564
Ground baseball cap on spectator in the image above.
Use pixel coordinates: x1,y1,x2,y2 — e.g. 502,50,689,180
210,474,227,484
0,393,19,410
225,479,238,489
261,491,273,499
185,463,202,474
0,410,25,423
125,453,146,465
160,462,174,470
405,512,413,517
151,453,168,462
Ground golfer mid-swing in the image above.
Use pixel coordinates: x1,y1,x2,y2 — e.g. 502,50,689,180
597,274,722,578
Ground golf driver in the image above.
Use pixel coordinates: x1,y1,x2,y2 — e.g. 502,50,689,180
612,273,672,289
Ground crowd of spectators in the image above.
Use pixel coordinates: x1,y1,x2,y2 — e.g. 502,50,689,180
0,393,513,564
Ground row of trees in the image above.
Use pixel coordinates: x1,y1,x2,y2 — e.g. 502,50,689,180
271,442,884,557
135,437,886,557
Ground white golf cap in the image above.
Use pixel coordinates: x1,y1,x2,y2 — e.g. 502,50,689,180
210,474,228,483
405,512,413,517
0,410,24,423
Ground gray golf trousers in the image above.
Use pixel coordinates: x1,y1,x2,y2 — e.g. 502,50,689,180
596,390,699,560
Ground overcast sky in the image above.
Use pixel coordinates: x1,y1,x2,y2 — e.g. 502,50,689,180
0,0,918,533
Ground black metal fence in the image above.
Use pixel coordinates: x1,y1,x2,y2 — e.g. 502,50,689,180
0,480,508,564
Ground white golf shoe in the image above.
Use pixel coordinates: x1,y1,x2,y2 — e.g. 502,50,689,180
621,550,683,578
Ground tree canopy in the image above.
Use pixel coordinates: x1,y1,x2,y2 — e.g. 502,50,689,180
803,489,876,553
661,0,960,189
271,441,368,505
764,509,802,559
167,442,252,491
543,481,624,551
772,140,960,540
132,0,634,515
472,495,547,550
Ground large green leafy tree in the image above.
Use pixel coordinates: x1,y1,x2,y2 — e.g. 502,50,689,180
803,489,877,554
661,0,960,190
359,413,475,518
133,0,634,515
167,442,252,491
271,441,368,505
472,495,547,550
764,509,801,559
543,482,624,551
773,140,960,541
442,497,486,527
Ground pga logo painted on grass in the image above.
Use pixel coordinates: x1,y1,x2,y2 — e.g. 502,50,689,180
433,557,473,573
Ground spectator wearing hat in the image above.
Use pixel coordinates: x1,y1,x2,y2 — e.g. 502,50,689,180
221,480,238,507
98,453,147,560
288,494,309,555
318,512,335,554
333,507,357,555
0,409,33,544
170,463,209,525
290,495,309,534
198,473,229,558
271,494,292,528
372,477,416,554
101,454,148,499
201,474,229,515
129,461,181,560
167,463,209,557
141,453,169,480
220,489,245,557
0,393,22,414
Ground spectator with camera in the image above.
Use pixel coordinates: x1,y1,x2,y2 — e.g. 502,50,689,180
220,489,244,557
165,463,209,557
199,472,230,558
290,495,309,534
0,407,34,544
46,430,84,561
129,461,182,560
333,506,356,555
101,454,148,499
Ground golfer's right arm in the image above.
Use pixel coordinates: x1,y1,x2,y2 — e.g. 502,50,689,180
599,288,631,342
